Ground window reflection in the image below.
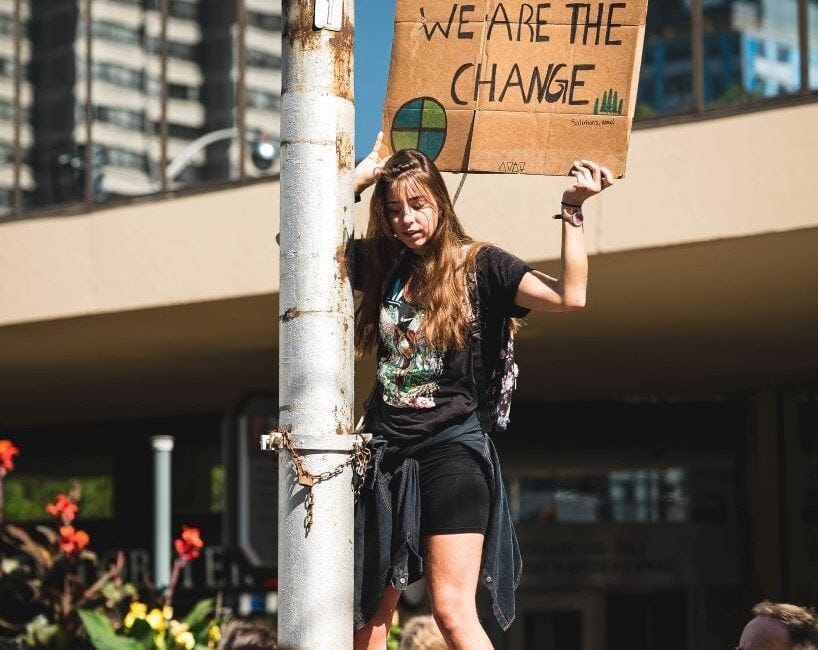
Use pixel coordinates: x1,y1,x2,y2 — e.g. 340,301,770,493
811,0,818,91
243,0,281,180
705,0,801,106
89,0,160,200
0,13,15,218
18,1,88,210
636,1,695,118
0,0,281,216
508,466,734,525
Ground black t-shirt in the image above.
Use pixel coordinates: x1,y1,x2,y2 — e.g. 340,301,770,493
354,244,532,440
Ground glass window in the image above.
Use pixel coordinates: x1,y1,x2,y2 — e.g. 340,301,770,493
635,0,695,119
172,438,221,515
0,15,15,219
169,0,198,21
172,0,239,187
706,0,800,107
92,20,141,46
2,0,282,215
244,0,281,178
606,592,687,650
145,35,197,61
810,0,818,91
4,475,114,521
88,0,161,202
247,9,281,33
96,105,145,132
507,465,734,525
0,14,13,36
246,47,281,70
18,0,89,211
524,610,582,650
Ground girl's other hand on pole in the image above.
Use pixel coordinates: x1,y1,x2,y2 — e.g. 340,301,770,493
354,131,387,194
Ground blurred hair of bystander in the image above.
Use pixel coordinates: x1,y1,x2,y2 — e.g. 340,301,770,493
399,614,447,650
737,601,818,650
217,619,277,650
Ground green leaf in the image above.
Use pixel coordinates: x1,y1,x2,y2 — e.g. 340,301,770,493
77,609,142,650
182,597,214,632
127,617,156,649
19,617,61,647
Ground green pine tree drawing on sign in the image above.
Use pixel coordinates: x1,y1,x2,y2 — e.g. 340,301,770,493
593,88,624,116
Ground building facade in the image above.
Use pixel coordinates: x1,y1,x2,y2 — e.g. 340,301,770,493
2,1,818,648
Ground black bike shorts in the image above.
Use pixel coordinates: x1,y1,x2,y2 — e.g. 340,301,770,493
417,441,490,536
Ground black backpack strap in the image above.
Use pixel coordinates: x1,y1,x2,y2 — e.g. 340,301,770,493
467,266,492,434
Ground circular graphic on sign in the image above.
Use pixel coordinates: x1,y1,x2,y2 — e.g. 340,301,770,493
390,97,447,161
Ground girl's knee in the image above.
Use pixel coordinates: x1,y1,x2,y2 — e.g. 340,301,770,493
430,590,477,636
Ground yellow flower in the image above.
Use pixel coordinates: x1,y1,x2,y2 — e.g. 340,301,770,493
170,620,189,637
146,608,167,632
131,602,148,617
208,623,221,647
125,601,148,629
154,633,168,650
175,630,196,650
163,605,174,621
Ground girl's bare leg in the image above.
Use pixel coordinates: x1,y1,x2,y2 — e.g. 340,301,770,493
425,532,493,649
353,585,401,650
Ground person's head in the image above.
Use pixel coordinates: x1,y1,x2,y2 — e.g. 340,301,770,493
399,614,446,650
738,601,818,650
355,149,483,356
369,149,465,254
217,619,277,650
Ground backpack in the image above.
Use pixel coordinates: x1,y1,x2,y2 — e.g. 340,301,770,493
466,267,520,436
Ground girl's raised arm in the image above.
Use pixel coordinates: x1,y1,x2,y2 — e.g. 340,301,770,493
515,160,614,312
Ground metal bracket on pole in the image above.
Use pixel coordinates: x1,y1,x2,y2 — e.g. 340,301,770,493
313,0,343,31
260,431,371,452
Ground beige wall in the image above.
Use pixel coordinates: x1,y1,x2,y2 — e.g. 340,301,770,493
0,182,280,326
448,101,818,260
1,102,816,328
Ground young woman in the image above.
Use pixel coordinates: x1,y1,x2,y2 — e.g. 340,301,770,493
352,133,613,650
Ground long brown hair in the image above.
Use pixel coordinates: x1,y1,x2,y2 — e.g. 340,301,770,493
354,149,485,357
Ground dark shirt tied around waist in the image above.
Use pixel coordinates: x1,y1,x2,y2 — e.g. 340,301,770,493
353,411,523,632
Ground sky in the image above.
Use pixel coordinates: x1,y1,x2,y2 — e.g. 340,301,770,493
353,1,396,158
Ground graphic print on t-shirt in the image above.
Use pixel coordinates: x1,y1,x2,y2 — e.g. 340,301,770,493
377,275,444,409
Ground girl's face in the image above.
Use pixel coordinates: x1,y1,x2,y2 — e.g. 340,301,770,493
385,178,440,253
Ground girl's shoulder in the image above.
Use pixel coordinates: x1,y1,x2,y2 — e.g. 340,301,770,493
466,243,523,274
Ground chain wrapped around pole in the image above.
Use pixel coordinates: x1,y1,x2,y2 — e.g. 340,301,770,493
264,427,371,533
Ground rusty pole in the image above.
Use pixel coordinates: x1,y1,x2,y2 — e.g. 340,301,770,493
278,0,355,647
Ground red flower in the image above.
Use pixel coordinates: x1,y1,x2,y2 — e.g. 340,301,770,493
0,439,19,475
174,525,204,563
45,494,79,524
58,525,90,555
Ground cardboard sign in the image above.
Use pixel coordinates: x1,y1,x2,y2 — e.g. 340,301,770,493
381,1,649,176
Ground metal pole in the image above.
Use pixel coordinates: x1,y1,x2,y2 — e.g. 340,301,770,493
278,0,355,647
151,435,174,590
